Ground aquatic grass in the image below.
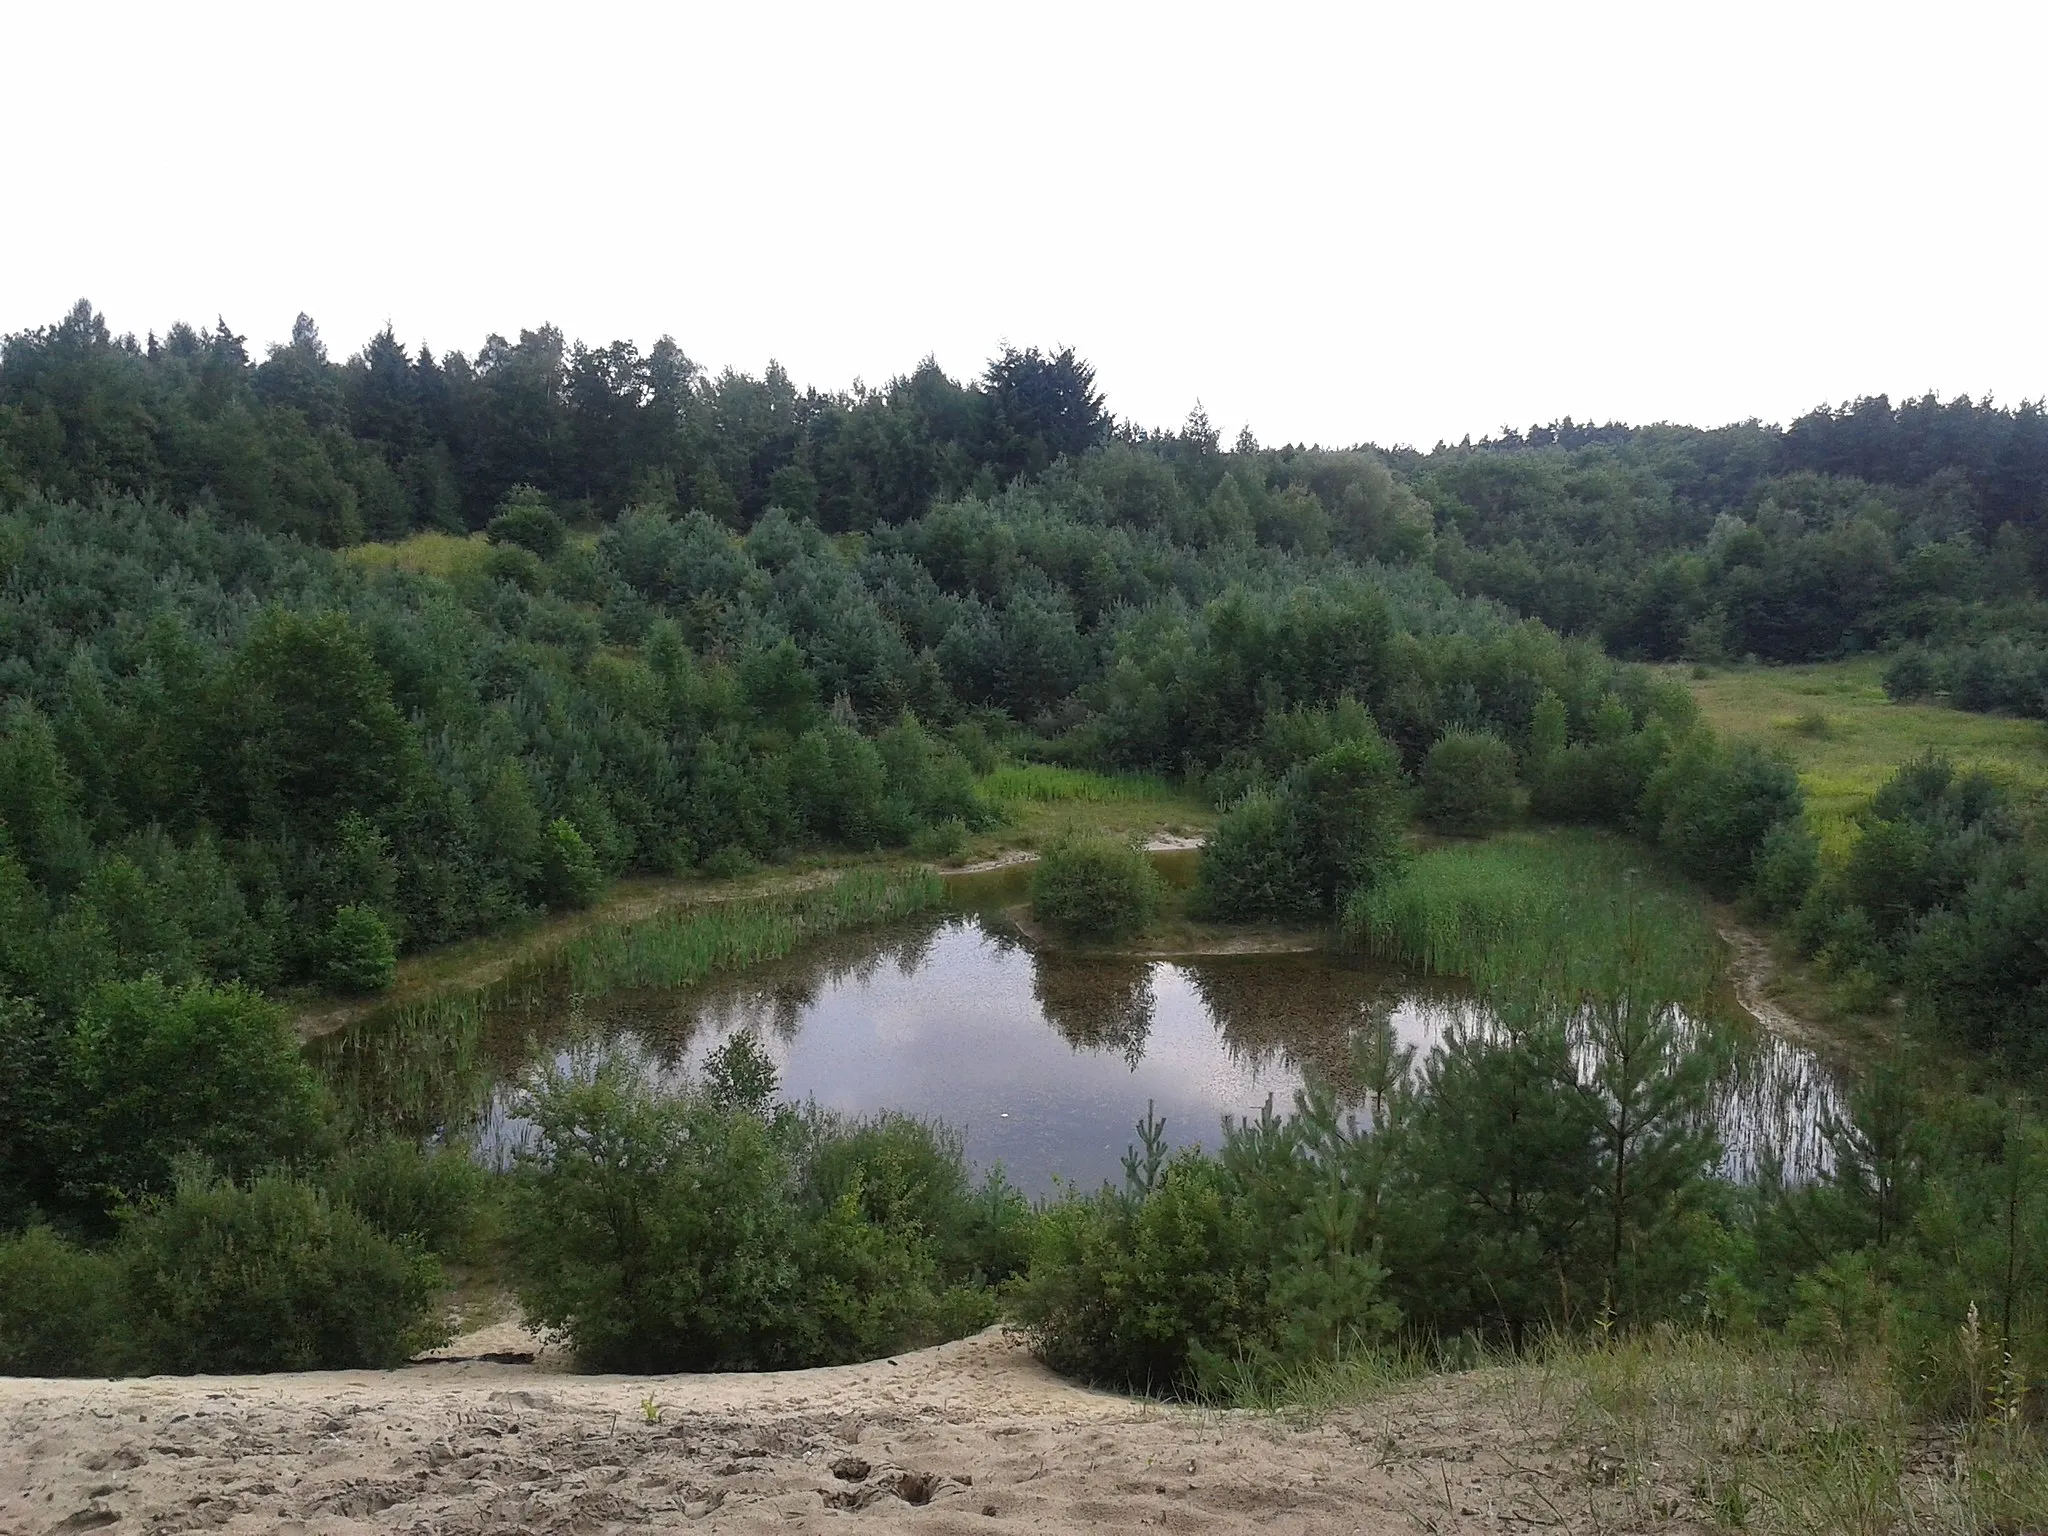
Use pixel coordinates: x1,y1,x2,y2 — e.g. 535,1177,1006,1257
560,868,945,997
1345,830,1720,1006
978,764,1177,805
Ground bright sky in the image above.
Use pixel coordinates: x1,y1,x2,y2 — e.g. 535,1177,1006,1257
5,1,2041,448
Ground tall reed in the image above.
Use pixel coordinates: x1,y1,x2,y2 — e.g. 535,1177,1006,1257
1344,831,1720,1006
561,868,945,998
978,764,1177,805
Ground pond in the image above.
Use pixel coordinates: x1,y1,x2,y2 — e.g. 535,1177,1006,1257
310,862,1845,1194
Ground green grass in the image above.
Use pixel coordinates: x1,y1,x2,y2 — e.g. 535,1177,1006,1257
560,867,945,997
1677,659,2048,857
978,764,1179,804
1524,1331,2048,1536
342,530,491,580
1345,829,1721,1005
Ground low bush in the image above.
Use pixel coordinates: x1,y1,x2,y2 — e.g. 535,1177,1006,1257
0,1223,122,1375
1190,791,1304,919
1010,1095,1399,1398
62,977,327,1215
1030,832,1163,940
537,818,604,910
323,1136,495,1259
505,1057,1029,1372
117,1170,448,1373
1649,740,1803,898
1194,735,1408,921
1415,729,1517,835
485,493,567,558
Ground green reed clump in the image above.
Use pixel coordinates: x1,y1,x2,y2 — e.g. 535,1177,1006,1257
1344,830,1719,1005
561,868,945,998
979,764,1176,804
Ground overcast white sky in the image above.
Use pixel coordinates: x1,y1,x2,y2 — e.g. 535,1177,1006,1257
4,1,2041,447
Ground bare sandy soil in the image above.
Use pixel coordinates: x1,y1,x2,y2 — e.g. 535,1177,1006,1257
0,1325,1677,1536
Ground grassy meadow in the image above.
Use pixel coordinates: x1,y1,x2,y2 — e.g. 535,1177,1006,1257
1675,659,2048,853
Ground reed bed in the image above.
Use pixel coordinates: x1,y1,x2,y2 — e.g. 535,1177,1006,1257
560,867,946,998
978,764,1177,805
1345,830,1720,1005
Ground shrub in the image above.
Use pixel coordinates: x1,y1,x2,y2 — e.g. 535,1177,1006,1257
116,1170,447,1373
486,492,566,558
909,818,968,860
505,1066,1008,1373
1192,792,1306,920
1287,737,1409,906
480,542,547,592
1882,645,1941,701
66,978,326,1212
323,1137,494,1259
1193,735,1408,921
1416,729,1516,835
537,818,604,910
1650,741,1803,898
0,1224,122,1375
1030,831,1163,941
1010,1095,1398,1398
322,902,398,993
1749,820,1819,919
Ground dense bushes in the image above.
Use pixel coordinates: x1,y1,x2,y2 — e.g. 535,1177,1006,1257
1415,729,1516,834
1194,735,1409,921
505,1046,1029,1372
0,1170,451,1375
1030,832,1163,940
1012,1095,1397,1395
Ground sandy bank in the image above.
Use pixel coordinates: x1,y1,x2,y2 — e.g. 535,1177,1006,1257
1,1326,1635,1535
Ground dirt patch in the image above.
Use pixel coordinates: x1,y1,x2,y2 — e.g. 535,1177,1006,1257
1716,920,1841,1055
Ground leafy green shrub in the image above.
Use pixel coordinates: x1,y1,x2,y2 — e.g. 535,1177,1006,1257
116,1170,447,1373
486,492,566,557
538,818,604,910
65,978,326,1212
1011,1095,1398,1398
1195,735,1407,921
1192,791,1304,919
1648,740,1803,898
322,902,397,992
506,1064,1015,1372
323,1137,494,1259
1749,820,1819,919
909,818,968,860
0,1224,122,1375
480,541,547,592
1030,831,1163,941
1416,729,1516,835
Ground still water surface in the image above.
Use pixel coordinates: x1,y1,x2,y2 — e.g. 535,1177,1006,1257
312,867,1844,1193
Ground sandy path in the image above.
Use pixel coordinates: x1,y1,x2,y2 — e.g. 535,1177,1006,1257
0,1327,1658,1536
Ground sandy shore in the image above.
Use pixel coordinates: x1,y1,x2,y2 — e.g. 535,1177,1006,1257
0,1325,1658,1535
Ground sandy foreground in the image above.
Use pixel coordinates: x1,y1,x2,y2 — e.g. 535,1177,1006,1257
0,1323,1669,1536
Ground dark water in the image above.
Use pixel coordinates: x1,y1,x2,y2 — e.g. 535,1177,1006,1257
311,862,1844,1194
